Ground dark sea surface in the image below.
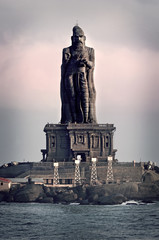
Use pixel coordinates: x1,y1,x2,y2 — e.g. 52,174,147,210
0,201,159,240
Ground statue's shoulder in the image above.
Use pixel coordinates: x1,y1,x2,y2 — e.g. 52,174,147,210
63,46,71,54
85,46,94,54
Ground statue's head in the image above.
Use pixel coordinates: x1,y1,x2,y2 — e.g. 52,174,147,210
71,25,86,48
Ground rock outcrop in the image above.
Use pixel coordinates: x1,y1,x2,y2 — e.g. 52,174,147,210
0,170,159,204
13,183,44,202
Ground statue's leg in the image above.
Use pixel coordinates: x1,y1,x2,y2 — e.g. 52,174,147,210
79,72,89,123
65,74,76,123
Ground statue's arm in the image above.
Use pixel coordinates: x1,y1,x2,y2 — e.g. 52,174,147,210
87,48,96,95
83,47,95,69
61,48,70,100
61,48,70,78
89,48,95,67
62,48,71,65
60,48,71,123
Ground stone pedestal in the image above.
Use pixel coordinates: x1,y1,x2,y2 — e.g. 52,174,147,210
43,123,117,162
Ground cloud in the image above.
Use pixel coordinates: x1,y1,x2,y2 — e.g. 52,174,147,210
1,38,159,114
0,41,61,111
0,0,159,49
0,0,159,165
96,46,159,114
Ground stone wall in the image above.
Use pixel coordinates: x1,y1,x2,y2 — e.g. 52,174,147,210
30,161,143,184
0,163,32,178
43,123,117,162
0,161,144,184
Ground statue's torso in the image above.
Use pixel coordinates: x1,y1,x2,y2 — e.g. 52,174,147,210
64,47,89,75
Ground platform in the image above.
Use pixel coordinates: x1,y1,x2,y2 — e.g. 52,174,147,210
42,123,117,162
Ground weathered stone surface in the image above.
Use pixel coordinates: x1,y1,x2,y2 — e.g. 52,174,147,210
0,163,32,178
86,185,106,203
73,185,87,200
84,177,159,204
0,192,6,202
142,170,159,183
137,182,159,201
39,196,54,203
86,185,131,204
113,183,139,199
44,123,116,163
80,199,89,205
43,186,54,197
98,194,127,205
54,189,78,203
60,26,96,124
14,183,44,202
1,170,159,204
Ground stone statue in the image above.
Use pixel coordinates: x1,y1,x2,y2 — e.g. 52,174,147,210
60,25,97,124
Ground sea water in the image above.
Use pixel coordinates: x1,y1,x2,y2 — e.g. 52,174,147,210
0,201,159,240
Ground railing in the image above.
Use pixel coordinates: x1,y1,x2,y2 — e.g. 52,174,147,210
44,123,115,128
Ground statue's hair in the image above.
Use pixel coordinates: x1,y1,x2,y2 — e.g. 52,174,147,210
72,25,84,35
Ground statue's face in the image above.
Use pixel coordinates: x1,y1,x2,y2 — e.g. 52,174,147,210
72,32,85,47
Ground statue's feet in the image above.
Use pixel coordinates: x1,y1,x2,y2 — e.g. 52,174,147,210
84,117,88,123
84,120,88,124
65,120,72,124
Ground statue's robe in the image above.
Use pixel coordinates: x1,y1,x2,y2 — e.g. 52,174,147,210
60,45,97,124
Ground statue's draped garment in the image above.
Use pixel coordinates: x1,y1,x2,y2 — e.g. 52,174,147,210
60,28,97,124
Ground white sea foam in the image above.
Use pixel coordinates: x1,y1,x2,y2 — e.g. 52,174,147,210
121,200,146,205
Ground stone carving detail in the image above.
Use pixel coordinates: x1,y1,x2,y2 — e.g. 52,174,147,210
44,124,116,162
105,135,109,148
77,134,84,144
60,25,97,124
60,136,68,149
50,135,56,148
92,135,99,148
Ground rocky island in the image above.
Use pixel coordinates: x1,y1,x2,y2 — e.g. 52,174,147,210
0,170,159,205
0,26,159,205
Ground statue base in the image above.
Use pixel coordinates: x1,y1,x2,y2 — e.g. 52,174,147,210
42,123,117,162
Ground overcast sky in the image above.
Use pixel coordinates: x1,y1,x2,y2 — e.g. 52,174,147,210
0,0,159,166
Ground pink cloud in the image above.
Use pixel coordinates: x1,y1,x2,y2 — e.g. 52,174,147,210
0,42,62,110
0,42,158,115
96,46,159,113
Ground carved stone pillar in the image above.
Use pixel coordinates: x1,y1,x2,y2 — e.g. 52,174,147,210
101,134,105,156
69,131,74,149
110,131,114,157
48,133,51,152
